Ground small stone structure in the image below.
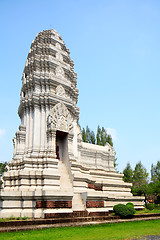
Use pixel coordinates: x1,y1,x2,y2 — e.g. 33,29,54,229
0,30,144,218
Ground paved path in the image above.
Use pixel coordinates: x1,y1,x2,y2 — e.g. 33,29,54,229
132,236,160,240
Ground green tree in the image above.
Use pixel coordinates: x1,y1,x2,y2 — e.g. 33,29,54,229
96,126,113,146
132,161,149,197
148,161,160,203
106,134,113,147
82,128,87,142
86,125,91,143
81,125,117,171
151,161,160,183
114,155,118,172
0,162,8,188
100,127,107,146
133,161,148,184
123,163,133,183
145,181,160,204
90,130,96,144
96,125,101,145
153,181,160,203
82,126,96,144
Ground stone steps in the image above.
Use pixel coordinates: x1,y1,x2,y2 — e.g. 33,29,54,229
72,193,85,211
59,161,73,192
1,213,160,232
0,212,118,232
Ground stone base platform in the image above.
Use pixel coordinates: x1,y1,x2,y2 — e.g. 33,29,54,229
1,212,160,233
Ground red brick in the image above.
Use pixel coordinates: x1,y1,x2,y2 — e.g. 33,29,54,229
88,183,103,191
36,200,72,209
86,201,104,208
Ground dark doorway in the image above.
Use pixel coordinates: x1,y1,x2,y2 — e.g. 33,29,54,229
56,131,68,162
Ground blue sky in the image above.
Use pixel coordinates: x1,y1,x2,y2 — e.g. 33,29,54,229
0,0,160,175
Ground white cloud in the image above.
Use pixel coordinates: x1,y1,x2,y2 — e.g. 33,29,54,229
0,129,6,137
106,128,118,141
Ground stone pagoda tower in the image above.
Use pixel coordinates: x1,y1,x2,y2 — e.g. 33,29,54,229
0,30,144,219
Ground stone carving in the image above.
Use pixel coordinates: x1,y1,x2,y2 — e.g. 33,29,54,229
47,102,73,133
55,66,64,77
57,116,68,132
56,52,63,62
56,85,66,97
56,42,61,49
47,115,54,129
54,34,59,40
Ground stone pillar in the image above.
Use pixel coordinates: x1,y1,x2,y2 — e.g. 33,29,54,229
28,106,33,153
32,104,41,154
68,133,74,160
19,125,26,155
45,104,49,152
48,130,56,158
15,133,20,155
25,106,29,153
13,137,17,156
72,121,78,158
40,104,45,153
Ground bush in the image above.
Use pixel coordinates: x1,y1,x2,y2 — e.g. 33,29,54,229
113,204,136,218
146,203,154,210
154,204,160,209
22,216,28,220
8,215,15,220
128,206,136,215
126,202,134,208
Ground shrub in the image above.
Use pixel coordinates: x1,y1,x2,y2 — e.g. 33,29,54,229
8,215,15,220
113,204,136,218
128,206,136,215
22,216,28,220
154,204,160,210
126,202,134,208
146,203,154,210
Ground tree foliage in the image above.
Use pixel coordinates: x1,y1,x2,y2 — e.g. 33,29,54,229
82,125,113,146
132,161,149,197
132,161,148,185
123,161,149,198
81,125,117,171
147,161,160,203
0,162,8,188
123,163,133,183
151,161,160,183
122,160,160,203
114,156,118,172
82,128,87,143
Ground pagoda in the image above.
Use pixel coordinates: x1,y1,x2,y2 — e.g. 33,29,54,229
0,30,144,218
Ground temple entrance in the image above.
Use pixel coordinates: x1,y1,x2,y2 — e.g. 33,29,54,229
56,130,68,162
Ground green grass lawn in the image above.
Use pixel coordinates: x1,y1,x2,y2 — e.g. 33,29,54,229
136,208,160,214
0,220,160,240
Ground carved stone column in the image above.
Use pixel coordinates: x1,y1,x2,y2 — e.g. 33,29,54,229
28,106,33,154
40,104,45,153
32,104,41,154
12,137,17,156
47,128,57,158
50,129,57,158
68,133,74,160
25,106,29,153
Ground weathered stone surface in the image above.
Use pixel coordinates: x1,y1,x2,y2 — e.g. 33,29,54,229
0,29,144,218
